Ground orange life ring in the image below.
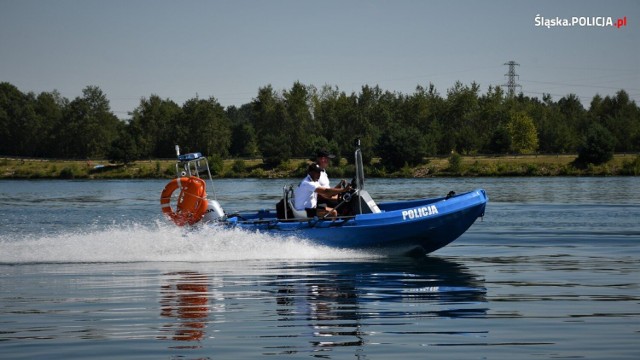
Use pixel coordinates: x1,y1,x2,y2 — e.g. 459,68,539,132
160,177,209,226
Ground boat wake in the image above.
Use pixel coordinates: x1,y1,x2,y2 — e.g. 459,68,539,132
0,222,379,264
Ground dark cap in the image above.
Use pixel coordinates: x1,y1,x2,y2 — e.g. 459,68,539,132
307,162,322,173
316,149,335,159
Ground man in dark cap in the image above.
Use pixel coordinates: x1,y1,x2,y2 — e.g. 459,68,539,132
293,162,350,218
315,149,347,208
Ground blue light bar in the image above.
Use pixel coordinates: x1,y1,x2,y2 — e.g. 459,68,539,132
178,152,203,161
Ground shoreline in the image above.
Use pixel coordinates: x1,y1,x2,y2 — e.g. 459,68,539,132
1,154,639,179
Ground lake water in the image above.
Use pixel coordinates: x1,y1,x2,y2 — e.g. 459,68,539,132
1,177,638,359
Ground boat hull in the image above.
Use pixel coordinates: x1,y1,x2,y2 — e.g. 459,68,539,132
222,189,487,255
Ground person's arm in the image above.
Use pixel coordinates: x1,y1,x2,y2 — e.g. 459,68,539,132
315,185,349,198
333,179,347,189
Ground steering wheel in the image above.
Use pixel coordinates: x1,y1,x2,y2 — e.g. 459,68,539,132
337,185,357,203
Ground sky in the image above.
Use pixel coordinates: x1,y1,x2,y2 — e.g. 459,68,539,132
1,0,638,118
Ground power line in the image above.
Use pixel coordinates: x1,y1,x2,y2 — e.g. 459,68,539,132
520,79,640,92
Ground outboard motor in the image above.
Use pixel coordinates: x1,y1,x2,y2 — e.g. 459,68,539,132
202,200,225,222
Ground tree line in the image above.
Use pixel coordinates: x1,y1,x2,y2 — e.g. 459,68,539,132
1,81,638,170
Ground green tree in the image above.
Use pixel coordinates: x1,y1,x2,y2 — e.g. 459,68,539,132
409,84,444,155
283,81,314,156
261,132,291,167
230,122,259,157
109,124,138,164
575,123,616,166
59,86,120,158
507,112,539,154
376,124,428,171
593,90,639,152
129,95,182,158
312,84,341,146
552,94,585,152
179,97,231,157
535,103,576,154
0,83,38,156
558,94,587,133
252,85,292,166
33,91,66,157
443,81,481,154
477,86,508,152
486,125,511,154
227,104,258,157
3,80,638,164
448,152,462,172
341,85,382,164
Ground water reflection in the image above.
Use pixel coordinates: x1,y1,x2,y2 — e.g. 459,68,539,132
275,272,364,349
159,271,211,345
270,257,486,355
153,258,486,357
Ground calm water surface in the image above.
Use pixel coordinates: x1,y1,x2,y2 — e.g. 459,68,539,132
0,177,638,359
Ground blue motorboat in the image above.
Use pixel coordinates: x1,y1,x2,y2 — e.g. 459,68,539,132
160,143,487,255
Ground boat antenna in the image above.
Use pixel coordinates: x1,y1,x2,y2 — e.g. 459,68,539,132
354,139,365,215
354,139,364,191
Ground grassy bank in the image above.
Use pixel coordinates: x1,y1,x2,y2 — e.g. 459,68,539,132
1,154,639,180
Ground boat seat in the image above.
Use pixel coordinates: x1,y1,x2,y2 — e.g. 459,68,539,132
287,198,308,219
283,184,308,219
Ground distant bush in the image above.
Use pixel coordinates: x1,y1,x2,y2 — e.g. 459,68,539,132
249,168,266,177
208,154,224,176
398,163,414,177
277,160,299,172
448,153,462,173
59,167,75,179
621,155,640,175
525,163,539,175
376,124,429,171
368,165,387,178
575,123,616,166
232,159,246,174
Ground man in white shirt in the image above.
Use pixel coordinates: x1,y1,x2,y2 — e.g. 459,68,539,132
315,149,347,208
294,163,350,218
